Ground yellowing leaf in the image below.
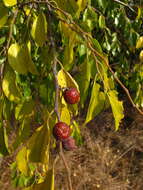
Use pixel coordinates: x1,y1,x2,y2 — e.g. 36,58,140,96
139,50,143,62
15,100,34,120
78,55,91,107
57,69,79,91
85,79,105,124
8,43,28,74
3,0,17,7
27,41,39,75
2,66,21,102
31,12,47,47
16,146,29,176
0,2,8,28
60,106,71,125
99,15,106,29
136,36,143,49
76,0,87,17
27,125,49,163
107,90,124,131
8,43,38,75
26,168,54,190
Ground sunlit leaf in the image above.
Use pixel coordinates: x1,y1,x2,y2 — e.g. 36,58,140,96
3,0,17,7
99,15,106,29
8,43,28,74
85,78,105,123
16,146,29,176
24,168,54,190
107,90,124,130
31,12,47,47
2,66,21,102
57,69,79,91
136,36,143,49
78,54,91,107
139,50,143,62
60,106,71,125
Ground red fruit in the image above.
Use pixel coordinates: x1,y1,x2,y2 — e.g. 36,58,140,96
63,88,80,104
53,122,70,141
62,137,77,151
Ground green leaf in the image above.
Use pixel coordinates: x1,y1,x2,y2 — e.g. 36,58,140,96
0,123,9,156
3,0,17,7
8,43,28,74
8,43,38,75
76,0,88,17
0,2,8,28
13,118,31,149
63,32,77,71
107,90,124,131
27,125,49,163
78,54,91,107
25,168,54,190
16,146,29,176
92,38,103,53
31,12,47,47
99,15,106,29
15,100,34,120
2,66,21,102
85,78,105,123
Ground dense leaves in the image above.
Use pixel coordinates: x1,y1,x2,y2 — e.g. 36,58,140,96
0,0,143,189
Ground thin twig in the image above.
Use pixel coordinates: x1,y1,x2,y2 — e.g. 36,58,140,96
46,3,73,190
110,144,135,171
59,142,73,190
112,0,136,12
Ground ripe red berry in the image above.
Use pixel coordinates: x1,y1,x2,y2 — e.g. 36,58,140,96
63,88,80,104
62,137,77,151
53,122,70,141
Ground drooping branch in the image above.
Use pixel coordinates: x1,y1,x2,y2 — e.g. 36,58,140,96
46,3,73,190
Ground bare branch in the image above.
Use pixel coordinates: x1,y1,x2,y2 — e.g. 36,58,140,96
59,142,73,190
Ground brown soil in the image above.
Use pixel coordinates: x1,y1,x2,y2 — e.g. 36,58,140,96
0,102,143,190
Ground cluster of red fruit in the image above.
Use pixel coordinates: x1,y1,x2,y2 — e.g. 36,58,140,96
53,88,80,151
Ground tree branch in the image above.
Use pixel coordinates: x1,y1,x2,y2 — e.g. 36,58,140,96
46,3,73,190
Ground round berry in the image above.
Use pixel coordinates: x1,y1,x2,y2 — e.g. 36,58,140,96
63,88,80,104
53,122,70,141
62,137,77,151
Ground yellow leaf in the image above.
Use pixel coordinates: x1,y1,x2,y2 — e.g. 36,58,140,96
16,146,29,176
57,69,79,91
107,90,124,131
3,0,17,7
25,168,54,190
139,50,143,62
85,79,105,124
0,2,8,28
76,0,88,17
27,125,49,163
136,36,143,49
2,66,21,102
31,12,47,47
8,43,28,74
60,106,71,125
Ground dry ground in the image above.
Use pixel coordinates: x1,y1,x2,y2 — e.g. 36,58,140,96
0,101,143,190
